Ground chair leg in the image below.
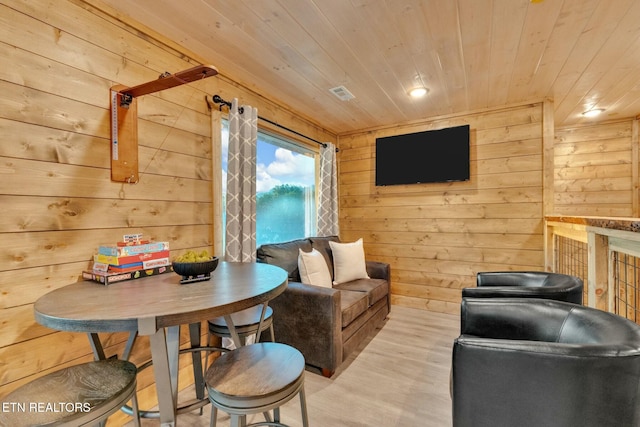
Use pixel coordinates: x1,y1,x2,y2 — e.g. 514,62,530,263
299,386,309,427
269,324,275,342
189,323,206,406
205,331,213,372
130,393,141,427
229,414,243,427
210,405,217,427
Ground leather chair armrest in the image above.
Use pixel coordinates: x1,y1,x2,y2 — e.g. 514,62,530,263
476,271,546,287
460,298,569,341
268,281,342,373
454,298,640,427
452,337,640,427
472,272,584,304
462,285,575,300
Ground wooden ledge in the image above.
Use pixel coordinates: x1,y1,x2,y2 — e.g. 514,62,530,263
546,215,640,233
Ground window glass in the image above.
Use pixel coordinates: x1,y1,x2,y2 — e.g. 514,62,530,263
221,121,317,247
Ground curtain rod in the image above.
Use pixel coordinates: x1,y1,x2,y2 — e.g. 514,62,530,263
210,94,337,151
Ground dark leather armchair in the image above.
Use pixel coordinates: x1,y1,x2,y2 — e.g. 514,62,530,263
463,271,583,304
452,298,640,427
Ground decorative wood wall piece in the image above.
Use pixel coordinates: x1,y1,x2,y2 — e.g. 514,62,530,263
110,85,139,183
110,65,218,183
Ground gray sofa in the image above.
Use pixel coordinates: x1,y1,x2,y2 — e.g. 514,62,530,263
257,236,391,376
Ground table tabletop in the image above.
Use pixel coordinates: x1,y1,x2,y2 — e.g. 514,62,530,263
34,261,289,334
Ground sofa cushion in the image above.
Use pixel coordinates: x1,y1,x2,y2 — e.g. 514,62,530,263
340,290,369,328
335,278,389,307
309,236,340,280
298,248,332,288
257,238,312,281
330,238,370,284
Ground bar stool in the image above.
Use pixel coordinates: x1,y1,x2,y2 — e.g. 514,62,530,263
205,342,309,427
0,359,140,427
207,304,275,348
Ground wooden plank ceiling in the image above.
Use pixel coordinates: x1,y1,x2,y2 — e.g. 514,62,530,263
97,0,640,134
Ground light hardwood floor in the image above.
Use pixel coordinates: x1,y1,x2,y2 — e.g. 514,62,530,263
125,305,460,426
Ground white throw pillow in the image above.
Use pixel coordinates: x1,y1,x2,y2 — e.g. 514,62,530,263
298,248,332,288
329,238,370,285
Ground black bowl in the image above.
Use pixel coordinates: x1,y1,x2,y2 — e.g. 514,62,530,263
172,257,219,280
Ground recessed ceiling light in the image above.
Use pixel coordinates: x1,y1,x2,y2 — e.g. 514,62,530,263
582,108,605,118
409,87,428,98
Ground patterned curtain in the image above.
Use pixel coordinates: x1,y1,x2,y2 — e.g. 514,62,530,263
225,99,258,262
317,142,339,236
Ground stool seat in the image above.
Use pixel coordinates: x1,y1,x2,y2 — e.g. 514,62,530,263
205,343,309,427
208,305,274,339
0,359,139,427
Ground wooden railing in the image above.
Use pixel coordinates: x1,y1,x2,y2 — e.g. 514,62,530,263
545,216,640,323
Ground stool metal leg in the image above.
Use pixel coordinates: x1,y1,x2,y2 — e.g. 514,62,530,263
210,405,218,427
122,331,138,361
230,413,243,427
268,323,275,342
299,386,309,427
189,323,206,403
88,333,106,360
223,314,244,349
130,391,142,427
253,303,269,343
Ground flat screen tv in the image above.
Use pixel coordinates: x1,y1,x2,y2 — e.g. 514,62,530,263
375,124,470,186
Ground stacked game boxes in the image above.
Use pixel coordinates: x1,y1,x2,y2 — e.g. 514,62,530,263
83,234,172,285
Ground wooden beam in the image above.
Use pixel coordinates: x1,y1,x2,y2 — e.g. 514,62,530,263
119,65,218,99
542,99,555,216
632,119,639,216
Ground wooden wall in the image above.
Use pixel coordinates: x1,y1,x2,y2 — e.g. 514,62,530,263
337,103,547,314
0,0,335,423
3,0,640,424
554,119,639,217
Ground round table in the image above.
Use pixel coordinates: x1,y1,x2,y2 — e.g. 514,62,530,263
34,261,288,427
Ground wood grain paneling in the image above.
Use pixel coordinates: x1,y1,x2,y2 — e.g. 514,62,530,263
1,1,335,424
555,119,637,217
4,0,640,425
338,103,545,315
95,0,640,135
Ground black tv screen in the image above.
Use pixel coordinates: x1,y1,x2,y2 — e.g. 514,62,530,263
375,124,470,186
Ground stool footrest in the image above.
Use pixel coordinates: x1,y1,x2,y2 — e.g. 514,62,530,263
246,423,292,427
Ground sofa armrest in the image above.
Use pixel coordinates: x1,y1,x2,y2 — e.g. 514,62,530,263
366,260,390,281
267,281,342,373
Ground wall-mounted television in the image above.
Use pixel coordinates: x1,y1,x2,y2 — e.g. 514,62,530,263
375,124,470,186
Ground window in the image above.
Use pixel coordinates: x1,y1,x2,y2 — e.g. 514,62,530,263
221,121,317,247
